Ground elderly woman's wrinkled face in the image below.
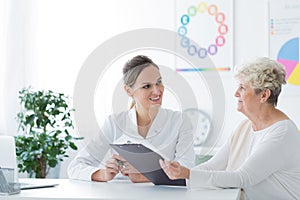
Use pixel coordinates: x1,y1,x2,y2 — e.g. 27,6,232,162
234,81,262,115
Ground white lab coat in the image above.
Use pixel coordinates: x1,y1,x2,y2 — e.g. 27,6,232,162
68,107,195,181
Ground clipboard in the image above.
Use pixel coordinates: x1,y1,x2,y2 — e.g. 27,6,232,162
110,143,186,186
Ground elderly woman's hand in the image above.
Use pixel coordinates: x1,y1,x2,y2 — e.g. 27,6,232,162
159,159,190,180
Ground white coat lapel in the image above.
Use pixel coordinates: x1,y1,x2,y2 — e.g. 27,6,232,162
146,108,167,138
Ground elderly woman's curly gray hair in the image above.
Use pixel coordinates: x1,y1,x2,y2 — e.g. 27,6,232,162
234,57,287,106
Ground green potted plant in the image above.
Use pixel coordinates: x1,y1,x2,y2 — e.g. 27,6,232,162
15,87,82,178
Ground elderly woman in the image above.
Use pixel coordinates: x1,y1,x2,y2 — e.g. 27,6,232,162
160,57,300,199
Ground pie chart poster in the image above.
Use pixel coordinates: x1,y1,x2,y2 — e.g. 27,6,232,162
269,0,300,88
175,0,234,72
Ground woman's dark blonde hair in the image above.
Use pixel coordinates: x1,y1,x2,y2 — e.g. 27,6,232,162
123,55,159,108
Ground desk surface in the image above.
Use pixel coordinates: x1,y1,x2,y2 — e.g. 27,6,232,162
1,178,240,200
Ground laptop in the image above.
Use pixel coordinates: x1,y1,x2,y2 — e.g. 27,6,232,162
0,136,58,190
110,143,186,186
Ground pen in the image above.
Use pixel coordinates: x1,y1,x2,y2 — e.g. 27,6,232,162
116,159,126,169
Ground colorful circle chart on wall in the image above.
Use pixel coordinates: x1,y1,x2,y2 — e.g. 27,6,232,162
178,3,228,58
277,37,300,86
176,1,233,72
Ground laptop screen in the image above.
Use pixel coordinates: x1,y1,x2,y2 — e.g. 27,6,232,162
0,136,18,182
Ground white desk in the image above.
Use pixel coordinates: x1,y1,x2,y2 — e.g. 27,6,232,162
2,178,241,200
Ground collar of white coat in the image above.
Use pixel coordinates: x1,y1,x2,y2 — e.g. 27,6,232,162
128,106,167,139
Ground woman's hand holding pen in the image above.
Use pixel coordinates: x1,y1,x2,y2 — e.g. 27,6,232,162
112,154,149,183
112,154,139,175
159,159,190,180
112,154,127,172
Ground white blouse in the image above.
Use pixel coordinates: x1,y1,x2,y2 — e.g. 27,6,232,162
68,107,195,181
189,119,300,200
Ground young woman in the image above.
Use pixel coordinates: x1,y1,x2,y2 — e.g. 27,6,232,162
68,55,195,183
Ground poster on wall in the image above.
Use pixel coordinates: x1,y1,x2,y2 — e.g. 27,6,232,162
269,0,300,91
175,0,234,74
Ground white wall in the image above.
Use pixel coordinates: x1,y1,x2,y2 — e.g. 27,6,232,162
1,0,299,178
234,0,269,63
